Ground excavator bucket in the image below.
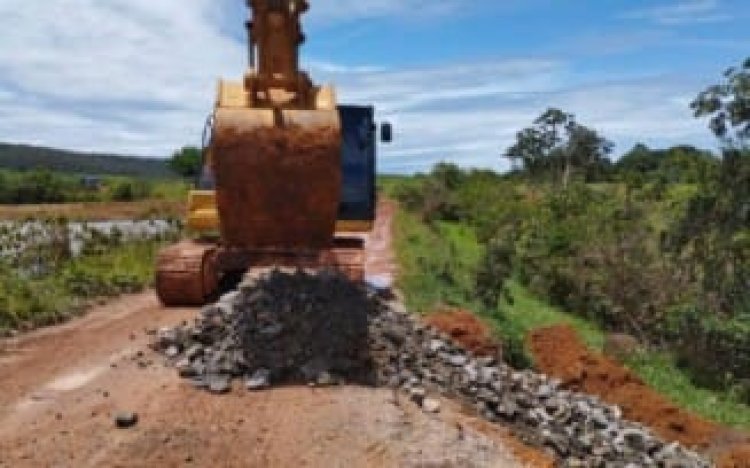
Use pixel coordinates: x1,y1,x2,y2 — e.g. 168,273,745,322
211,108,342,250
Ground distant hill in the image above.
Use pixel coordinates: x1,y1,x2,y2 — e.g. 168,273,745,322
0,142,176,178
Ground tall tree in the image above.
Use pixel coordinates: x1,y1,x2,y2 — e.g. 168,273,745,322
562,122,614,186
691,57,750,147
504,127,548,174
504,108,613,187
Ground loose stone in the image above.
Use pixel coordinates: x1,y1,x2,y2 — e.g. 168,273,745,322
114,412,138,429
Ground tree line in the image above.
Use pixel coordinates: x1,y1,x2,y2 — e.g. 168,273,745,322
503,57,748,186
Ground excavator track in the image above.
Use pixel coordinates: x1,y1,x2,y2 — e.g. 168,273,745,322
156,241,219,306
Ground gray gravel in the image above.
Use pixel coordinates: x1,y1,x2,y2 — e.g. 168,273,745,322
152,269,711,467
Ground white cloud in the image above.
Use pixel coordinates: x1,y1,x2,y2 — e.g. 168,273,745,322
620,0,731,25
308,0,463,23
0,0,246,155
548,82,711,148
0,1,718,174
321,62,712,173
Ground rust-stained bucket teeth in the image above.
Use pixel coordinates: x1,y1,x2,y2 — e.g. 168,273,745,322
212,108,342,250
156,241,219,307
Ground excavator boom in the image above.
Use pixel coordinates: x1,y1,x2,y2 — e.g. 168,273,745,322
245,0,313,107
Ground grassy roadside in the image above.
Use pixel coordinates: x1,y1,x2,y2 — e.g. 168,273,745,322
395,209,483,314
0,240,167,334
393,206,750,429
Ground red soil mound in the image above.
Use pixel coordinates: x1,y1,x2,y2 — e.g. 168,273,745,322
426,309,501,358
716,444,750,468
529,325,749,466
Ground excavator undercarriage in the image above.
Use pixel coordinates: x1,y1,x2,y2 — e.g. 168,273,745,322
156,238,365,306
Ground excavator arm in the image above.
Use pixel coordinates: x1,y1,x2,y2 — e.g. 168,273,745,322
244,0,316,109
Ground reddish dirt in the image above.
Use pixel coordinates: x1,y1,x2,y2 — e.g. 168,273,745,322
364,199,398,287
0,293,532,467
456,411,556,468
716,444,750,468
213,126,341,249
426,309,502,358
529,325,750,466
0,201,548,467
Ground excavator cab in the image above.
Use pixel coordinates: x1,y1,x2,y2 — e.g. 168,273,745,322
156,0,391,306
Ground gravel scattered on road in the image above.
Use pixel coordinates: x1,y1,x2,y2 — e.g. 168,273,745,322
152,269,710,467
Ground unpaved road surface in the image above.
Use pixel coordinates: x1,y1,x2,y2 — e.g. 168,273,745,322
364,200,398,287
0,202,536,468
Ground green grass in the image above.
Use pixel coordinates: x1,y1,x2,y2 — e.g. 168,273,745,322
496,281,605,351
392,206,750,429
626,352,750,429
394,207,483,314
378,174,421,199
0,240,165,333
148,178,191,201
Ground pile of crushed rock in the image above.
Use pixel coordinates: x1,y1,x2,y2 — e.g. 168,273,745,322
152,269,709,467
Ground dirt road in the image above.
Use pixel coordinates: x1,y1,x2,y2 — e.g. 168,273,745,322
0,201,540,468
364,200,398,288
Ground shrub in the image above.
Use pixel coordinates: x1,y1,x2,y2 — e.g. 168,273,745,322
395,159,749,391
475,237,514,308
111,180,151,202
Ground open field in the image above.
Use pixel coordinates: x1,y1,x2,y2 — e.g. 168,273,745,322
0,200,185,221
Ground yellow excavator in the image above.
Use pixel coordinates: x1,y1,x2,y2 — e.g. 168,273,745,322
156,0,391,306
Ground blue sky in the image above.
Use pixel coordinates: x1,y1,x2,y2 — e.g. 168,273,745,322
0,0,747,173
